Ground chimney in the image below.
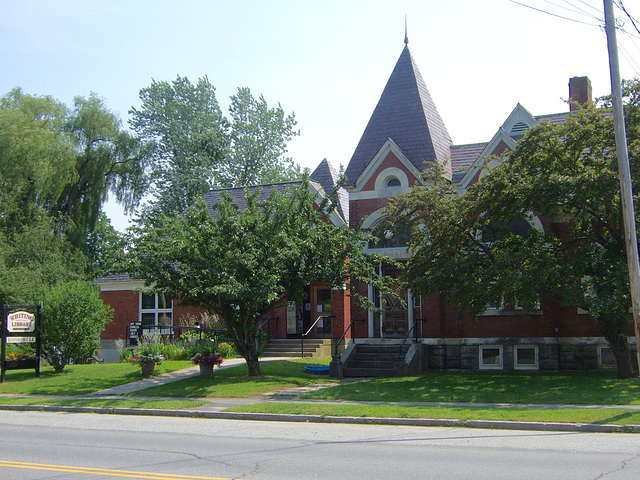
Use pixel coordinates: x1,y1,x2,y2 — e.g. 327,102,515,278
568,76,592,111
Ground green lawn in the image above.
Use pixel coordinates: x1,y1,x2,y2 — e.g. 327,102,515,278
0,361,191,395
225,402,640,427
130,357,337,398
299,371,640,405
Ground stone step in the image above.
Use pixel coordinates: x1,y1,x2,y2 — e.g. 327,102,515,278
345,359,396,370
343,367,395,377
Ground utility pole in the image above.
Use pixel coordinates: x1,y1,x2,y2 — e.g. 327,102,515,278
604,0,640,375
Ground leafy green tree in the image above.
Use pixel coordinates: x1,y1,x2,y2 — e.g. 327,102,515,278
125,177,387,376
0,215,88,305
385,84,640,378
129,75,228,219
221,87,300,188
129,77,301,221
57,93,152,244
1,89,151,251
40,280,113,373
0,88,76,234
84,212,126,277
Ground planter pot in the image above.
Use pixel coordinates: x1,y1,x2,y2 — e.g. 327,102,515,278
199,364,214,376
5,358,38,370
140,362,155,376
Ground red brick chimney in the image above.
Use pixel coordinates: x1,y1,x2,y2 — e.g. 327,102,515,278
569,76,592,111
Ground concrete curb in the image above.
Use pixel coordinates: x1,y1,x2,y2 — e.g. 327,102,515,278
0,403,638,433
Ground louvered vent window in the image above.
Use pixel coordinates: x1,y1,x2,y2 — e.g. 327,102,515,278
510,121,529,136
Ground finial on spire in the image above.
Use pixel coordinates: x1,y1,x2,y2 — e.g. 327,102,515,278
404,16,409,45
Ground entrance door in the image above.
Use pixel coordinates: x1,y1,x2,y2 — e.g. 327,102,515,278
382,292,406,338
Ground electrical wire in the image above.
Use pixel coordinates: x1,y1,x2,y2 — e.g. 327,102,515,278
508,0,602,27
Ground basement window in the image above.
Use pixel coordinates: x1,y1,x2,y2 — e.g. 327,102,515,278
598,346,616,368
514,345,539,370
479,345,503,370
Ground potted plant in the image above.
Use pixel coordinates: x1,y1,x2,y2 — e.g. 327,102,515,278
191,352,223,376
131,353,165,376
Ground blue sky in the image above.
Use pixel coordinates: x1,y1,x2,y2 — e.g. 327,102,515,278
2,0,638,230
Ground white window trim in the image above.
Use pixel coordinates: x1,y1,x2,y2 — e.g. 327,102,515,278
139,292,173,334
479,345,503,370
514,345,539,370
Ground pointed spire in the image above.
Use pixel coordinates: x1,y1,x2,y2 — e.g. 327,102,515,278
344,42,452,184
404,16,409,45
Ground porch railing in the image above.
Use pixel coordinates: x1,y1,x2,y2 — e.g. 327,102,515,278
301,315,334,358
398,317,426,355
334,318,366,357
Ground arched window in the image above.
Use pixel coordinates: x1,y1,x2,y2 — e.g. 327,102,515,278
385,177,401,188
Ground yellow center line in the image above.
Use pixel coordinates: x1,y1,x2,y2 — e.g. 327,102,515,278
0,461,241,480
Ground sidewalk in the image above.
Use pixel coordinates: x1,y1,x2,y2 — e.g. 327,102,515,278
1,359,639,433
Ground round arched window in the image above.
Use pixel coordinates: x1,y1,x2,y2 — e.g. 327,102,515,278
385,177,401,187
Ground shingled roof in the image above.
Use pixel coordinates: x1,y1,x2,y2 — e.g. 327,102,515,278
310,159,349,225
344,44,452,185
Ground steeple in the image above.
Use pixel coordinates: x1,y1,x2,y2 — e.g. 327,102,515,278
404,16,409,45
344,42,452,184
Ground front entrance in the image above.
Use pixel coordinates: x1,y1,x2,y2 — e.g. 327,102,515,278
369,265,421,339
287,283,332,337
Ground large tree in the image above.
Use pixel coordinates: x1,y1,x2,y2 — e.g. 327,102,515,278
221,87,300,188
0,88,150,251
58,93,152,244
124,177,388,376
385,82,640,378
0,89,76,234
129,75,227,220
129,76,301,221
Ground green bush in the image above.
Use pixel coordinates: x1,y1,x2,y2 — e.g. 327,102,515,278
40,280,113,373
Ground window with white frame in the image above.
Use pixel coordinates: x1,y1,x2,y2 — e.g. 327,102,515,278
514,345,539,370
140,292,173,332
479,345,503,370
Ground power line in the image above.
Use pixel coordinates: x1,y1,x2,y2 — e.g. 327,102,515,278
508,0,602,27
557,0,603,21
615,0,640,36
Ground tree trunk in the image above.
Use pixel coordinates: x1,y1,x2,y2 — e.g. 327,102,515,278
243,345,262,377
605,333,635,379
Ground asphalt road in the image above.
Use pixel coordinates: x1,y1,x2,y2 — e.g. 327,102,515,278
0,411,639,479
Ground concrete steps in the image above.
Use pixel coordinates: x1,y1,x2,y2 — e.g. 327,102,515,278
342,344,409,377
262,338,332,358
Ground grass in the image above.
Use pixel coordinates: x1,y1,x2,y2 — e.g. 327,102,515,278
0,397,206,410
129,357,338,398
0,361,191,396
301,371,640,405
225,403,640,427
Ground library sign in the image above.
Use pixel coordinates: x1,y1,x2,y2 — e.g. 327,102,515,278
2,305,42,382
7,311,36,334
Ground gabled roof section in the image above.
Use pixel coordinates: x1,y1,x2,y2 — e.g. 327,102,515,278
456,104,537,190
353,138,422,191
201,179,347,227
344,45,452,185
310,159,349,225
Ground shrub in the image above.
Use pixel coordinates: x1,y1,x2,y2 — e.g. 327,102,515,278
40,280,113,373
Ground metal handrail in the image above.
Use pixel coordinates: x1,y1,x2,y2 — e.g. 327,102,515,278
301,315,334,358
259,316,278,339
334,318,366,357
398,318,426,356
